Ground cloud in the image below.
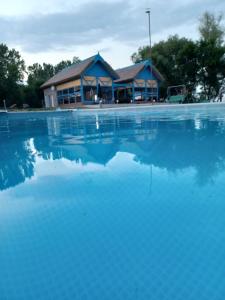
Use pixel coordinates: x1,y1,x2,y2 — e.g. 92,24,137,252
0,0,224,53
0,1,142,52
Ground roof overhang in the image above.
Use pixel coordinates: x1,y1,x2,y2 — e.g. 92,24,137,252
41,75,81,89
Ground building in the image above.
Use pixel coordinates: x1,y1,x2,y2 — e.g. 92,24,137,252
41,54,119,108
41,54,163,108
115,60,163,102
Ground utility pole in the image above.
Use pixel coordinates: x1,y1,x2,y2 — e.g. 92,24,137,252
146,8,153,102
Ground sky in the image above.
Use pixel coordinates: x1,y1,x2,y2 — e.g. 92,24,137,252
0,0,225,69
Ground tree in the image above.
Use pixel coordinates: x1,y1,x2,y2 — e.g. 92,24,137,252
24,57,81,107
0,44,25,107
199,12,224,46
24,63,55,107
27,63,55,85
197,12,225,100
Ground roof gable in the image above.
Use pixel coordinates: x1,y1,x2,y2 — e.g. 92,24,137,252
85,61,113,77
84,55,119,79
115,63,144,83
41,54,118,89
137,66,157,80
115,60,164,83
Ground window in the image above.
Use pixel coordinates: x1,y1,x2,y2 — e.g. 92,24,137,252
70,97,75,103
101,87,113,101
84,86,97,101
57,87,81,105
134,88,145,101
69,88,75,94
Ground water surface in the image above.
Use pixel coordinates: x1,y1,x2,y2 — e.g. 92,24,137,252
0,108,225,300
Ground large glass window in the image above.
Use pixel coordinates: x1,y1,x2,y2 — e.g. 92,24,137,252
144,88,158,101
100,87,113,102
115,88,132,103
57,87,81,105
63,89,69,95
83,86,97,101
69,96,75,104
134,88,145,101
69,88,74,94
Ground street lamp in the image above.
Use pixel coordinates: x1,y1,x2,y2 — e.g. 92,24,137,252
146,8,153,102
145,8,151,58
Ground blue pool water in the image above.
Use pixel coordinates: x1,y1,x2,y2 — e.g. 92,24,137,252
1,106,225,300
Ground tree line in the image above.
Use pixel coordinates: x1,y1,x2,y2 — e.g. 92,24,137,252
0,50,80,108
0,12,225,108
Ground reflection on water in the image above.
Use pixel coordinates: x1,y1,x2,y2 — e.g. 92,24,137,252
1,110,225,191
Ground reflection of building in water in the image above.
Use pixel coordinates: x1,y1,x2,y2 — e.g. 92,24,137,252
1,113,225,191
37,113,225,187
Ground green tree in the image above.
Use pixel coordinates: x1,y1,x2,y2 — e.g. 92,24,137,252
197,12,225,99
199,12,224,46
0,44,25,107
27,63,55,85
24,63,55,107
25,57,81,108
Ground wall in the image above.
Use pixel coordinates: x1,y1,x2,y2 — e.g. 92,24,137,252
85,61,111,77
136,66,157,81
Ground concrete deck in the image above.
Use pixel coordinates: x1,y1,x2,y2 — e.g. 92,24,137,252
3,102,225,115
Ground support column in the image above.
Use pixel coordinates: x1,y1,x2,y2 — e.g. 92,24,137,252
145,80,147,102
51,95,54,107
157,82,159,101
81,77,84,103
132,81,135,102
96,77,99,102
112,82,115,103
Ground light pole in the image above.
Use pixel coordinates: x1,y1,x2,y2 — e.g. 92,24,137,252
145,8,151,58
146,8,153,102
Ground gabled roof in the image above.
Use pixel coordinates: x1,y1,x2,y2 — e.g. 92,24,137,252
41,54,119,89
115,60,164,83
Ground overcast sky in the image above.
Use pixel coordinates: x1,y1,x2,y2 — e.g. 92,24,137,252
0,0,225,69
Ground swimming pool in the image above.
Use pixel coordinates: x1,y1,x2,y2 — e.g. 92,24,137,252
1,105,225,299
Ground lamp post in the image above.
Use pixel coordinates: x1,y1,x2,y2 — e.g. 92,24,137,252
146,8,153,102
145,9,151,58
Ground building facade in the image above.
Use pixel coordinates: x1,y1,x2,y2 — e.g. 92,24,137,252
41,54,163,108
115,60,162,102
